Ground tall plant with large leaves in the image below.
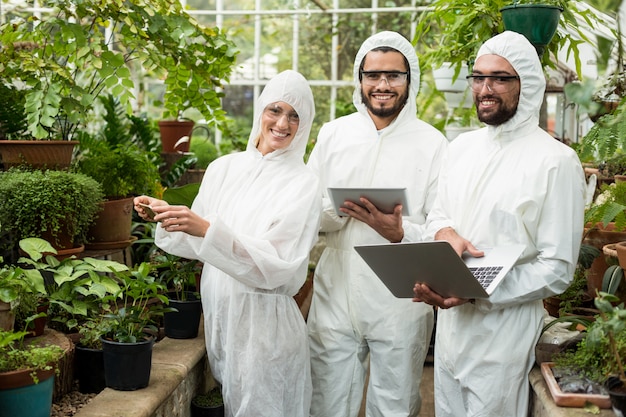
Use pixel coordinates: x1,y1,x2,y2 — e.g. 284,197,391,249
0,0,238,140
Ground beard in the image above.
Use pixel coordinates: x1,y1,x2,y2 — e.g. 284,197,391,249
475,95,518,126
361,88,409,119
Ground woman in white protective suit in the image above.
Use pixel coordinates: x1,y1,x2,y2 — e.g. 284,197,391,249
413,31,586,416
134,70,321,417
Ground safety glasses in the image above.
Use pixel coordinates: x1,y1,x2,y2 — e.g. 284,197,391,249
360,71,408,87
466,75,520,93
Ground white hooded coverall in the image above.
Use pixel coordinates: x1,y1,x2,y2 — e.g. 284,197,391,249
307,31,448,417
155,70,321,417
424,31,586,417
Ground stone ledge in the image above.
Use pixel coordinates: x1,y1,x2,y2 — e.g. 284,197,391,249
75,324,211,417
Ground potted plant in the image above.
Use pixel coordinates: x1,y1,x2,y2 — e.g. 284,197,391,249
73,97,163,249
0,262,29,331
0,0,237,144
0,169,104,256
99,262,170,391
191,386,225,417
0,329,65,417
550,292,626,414
154,252,203,339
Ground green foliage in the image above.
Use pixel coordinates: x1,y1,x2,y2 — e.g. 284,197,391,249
0,83,31,140
163,183,201,208
190,138,219,169
0,169,104,247
153,252,201,301
0,0,238,140
554,292,626,383
192,386,224,408
73,95,162,199
0,329,64,380
575,99,626,163
413,0,602,82
101,262,170,344
585,181,626,231
17,237,127,333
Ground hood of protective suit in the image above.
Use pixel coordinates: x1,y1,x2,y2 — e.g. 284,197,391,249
475,31,546,133
247,69,315,159
352,31,420,120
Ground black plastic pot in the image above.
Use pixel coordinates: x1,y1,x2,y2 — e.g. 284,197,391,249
101,335,154,391
164,291,202,339
606,376,626,416
74,345,106,394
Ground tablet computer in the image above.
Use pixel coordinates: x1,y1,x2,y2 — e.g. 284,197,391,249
328,187,409,217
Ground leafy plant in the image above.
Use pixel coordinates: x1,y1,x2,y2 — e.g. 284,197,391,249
153,252,201,301
554,292,626,384
16,237,126,333
413,0,602,81
0,0,238,140
585,181,626,231
0,329,64,383
0,82,31,140
101,262,170,344
575,99,626,163
192,386,224,408
0,169,104,248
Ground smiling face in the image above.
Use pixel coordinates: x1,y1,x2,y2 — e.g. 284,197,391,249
359,50,409,129
471,54,521,126
256,101,300,155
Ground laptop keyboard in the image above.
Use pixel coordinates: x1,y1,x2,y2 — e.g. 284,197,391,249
468,266,503,288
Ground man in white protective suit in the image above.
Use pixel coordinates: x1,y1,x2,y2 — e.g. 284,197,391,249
413,31,586,417
306,31,448,417
134,70,321,417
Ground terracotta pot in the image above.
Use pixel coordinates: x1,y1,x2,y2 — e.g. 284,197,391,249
86,197,134,249
0,140,78,170
583,223,626,297
616,241,626,270
158,120,194,153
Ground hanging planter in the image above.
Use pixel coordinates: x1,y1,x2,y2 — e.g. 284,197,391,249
500,3,563,56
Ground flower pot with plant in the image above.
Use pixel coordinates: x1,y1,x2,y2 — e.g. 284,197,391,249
154,252,203,339
582,180,626,298
72,95,163,249
0,169,104,256
551,292,626,414
191,386,225,417
0,329,65,417
99,262,170,391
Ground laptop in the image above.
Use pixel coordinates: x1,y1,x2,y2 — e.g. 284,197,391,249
328,187,409,217
354,241,525,299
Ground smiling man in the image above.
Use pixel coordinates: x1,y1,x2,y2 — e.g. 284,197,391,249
306,31,448,417
413,31,586,417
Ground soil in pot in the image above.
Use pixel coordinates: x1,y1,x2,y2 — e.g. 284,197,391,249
191,387,225,417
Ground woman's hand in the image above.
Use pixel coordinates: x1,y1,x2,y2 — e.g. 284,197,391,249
156,205,210,238
134,196,167,222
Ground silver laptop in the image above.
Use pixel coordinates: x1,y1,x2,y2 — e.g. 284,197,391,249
328,187,409,217
354,241,525,299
